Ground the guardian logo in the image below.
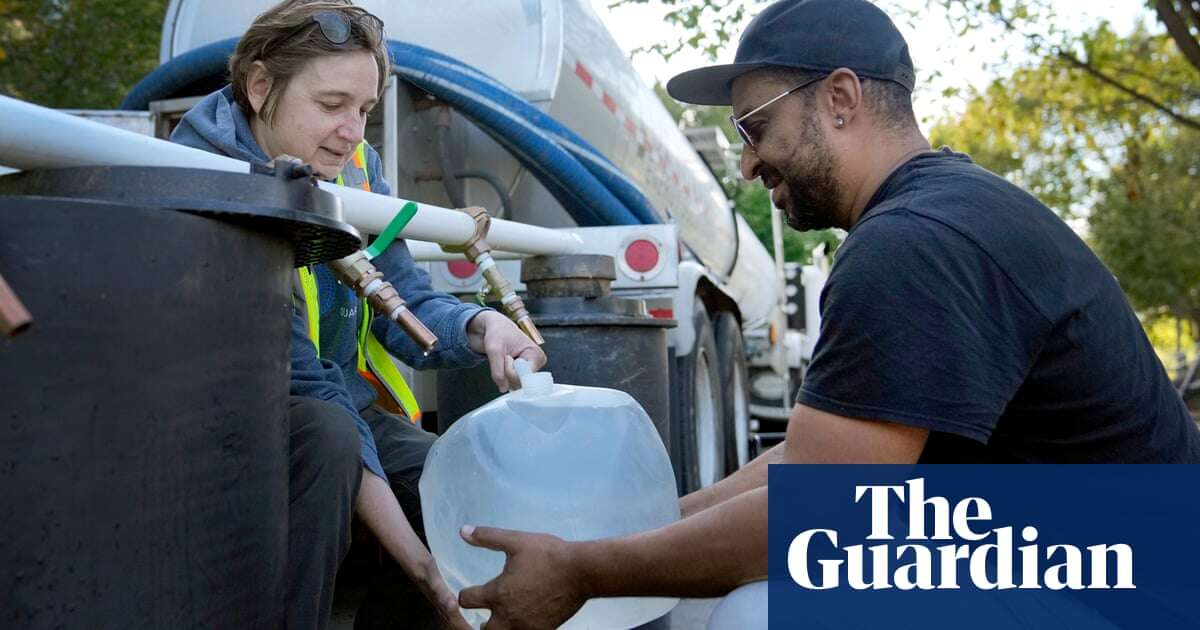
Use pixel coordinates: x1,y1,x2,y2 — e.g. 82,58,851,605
788,478,1135,591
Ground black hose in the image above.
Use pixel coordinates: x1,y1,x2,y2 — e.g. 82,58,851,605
414,169,514,219
455,170,513,219
435,123,467,208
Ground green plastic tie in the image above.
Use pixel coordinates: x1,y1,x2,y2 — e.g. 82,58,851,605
364,201,418,260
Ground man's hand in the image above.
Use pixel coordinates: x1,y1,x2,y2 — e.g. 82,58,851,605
458,525,587,630
466,311,547,392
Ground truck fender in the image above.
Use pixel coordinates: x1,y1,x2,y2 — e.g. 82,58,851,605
672,260,736,358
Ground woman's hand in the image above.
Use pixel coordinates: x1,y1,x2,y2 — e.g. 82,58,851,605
407,556,473,630
466,311,547,392
355,472,472,629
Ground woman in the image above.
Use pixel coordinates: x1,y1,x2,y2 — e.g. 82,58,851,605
170,1,545,628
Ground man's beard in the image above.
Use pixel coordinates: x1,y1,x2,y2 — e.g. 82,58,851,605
777,116,841,232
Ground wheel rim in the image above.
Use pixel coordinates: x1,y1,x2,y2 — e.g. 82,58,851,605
733,362,750,467
695,348,718,487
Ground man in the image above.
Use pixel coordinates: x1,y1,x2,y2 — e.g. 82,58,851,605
457,0,1200,626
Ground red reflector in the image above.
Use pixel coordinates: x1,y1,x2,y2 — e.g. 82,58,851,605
649,308,674,319
447,260,478,279
624,239,660,274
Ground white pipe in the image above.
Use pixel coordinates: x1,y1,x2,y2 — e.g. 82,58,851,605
770,205,787,306
406,240,525,262
0,95,583,256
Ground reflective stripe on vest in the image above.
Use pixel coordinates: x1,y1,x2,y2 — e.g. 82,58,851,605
364,334,422,423
297,266,321,354
292,141,421,422
335,143,371,191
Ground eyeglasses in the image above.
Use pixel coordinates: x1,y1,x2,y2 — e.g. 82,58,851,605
729,74,826,148
273,10,384,51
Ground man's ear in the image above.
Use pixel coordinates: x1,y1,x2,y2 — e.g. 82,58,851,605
246,61,273,116
822,67,864,128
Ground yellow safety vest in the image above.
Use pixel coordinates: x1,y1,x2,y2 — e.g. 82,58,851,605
296,142,422,423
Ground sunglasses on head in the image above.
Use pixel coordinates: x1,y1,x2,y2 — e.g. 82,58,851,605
274,10,384,51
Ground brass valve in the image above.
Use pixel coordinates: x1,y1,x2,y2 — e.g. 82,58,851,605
441,206,544,346
328,251,438,354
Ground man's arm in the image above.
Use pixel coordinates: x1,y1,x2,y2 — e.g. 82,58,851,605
459,485,768,627
783,403,928,464
681,401,929,516
679,442,782,518
458,404,928,627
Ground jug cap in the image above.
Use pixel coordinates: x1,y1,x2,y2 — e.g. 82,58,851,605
514,358,554,395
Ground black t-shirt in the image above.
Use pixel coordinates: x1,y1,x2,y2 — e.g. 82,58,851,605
798,148,1200,463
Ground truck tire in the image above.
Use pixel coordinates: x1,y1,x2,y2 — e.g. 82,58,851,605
714,311,751,474
675,298,726,493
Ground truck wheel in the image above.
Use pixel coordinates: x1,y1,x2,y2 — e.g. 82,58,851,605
675,298,726,493
714,311,751,474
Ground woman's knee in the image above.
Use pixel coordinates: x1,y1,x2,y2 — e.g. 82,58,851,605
289,398,363,487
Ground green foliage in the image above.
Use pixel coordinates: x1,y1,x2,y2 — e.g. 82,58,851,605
930,23,1200,330
0,0,168,108
1090,127,1200,329
625,0,1200,336
930,24,1198,217
614,0,762,60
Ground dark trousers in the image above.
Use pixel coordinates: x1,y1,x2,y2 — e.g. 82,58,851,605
286,397,363,630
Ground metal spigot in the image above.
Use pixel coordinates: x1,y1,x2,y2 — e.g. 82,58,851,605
0,272,31,337
328,251,438,354
441,206,544,345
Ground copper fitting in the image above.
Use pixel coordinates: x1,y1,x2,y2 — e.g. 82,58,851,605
0,272,32,337
442,207,545,346
478,253,543,345
439,206,492,261
329,251,438,354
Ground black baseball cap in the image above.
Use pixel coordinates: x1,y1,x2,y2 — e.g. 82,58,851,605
666,0,915,106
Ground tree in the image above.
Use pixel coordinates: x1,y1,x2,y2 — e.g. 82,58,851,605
613,1,1200,116
925,19,1200,334
0,0,167,108
1090,127,1200,333
929,23,1198,215
624,0,1200,339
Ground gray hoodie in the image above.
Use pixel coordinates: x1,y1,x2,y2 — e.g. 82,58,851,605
172,86,485,478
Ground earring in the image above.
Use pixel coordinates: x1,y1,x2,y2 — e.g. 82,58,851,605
835,116,845,129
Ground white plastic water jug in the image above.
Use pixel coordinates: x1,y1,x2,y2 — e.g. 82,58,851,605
421,360,681,629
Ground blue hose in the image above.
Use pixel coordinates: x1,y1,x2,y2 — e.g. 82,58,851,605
120,39,235,112
121,37,660,227
394,42,662,224
388,45,636,226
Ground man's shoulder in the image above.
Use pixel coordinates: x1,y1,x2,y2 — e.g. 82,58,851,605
838,203,984,273
865,153,1041,227
846,153,1090,295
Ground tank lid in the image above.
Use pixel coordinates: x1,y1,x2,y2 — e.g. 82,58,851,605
521,254,617,299
0,166,361,266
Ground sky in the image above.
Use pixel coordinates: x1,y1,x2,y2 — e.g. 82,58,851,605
590,0,1153,132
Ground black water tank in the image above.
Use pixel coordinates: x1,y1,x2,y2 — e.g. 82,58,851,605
436,255,676,448
0,166,359,629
